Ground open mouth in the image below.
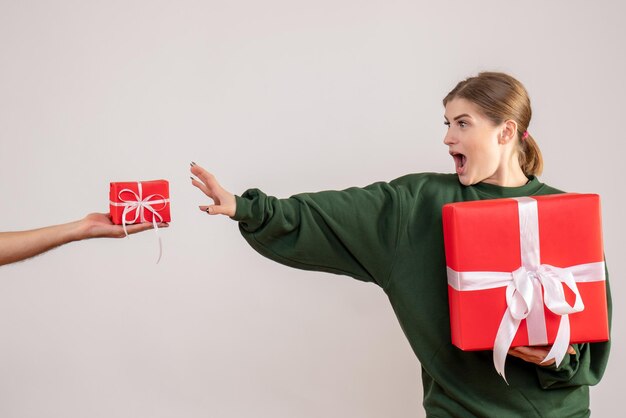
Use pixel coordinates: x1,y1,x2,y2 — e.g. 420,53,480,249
451,153,466,175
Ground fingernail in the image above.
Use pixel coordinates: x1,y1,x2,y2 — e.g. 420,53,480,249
191,161,196,166
190,176,195,181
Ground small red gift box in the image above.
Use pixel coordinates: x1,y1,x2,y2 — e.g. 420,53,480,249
442,194,608,377
109,180,171,226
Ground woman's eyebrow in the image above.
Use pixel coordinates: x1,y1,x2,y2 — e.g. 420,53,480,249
444,113,472,122
453,113,471,121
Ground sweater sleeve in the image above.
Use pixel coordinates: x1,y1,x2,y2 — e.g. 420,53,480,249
231,181,404,288
535,263,612,389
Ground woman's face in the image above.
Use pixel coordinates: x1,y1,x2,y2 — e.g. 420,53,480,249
443,98,506,186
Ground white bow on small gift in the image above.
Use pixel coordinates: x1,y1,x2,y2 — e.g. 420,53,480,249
110,182,169,263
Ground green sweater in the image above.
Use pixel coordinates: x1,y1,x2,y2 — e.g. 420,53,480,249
233,173,611,418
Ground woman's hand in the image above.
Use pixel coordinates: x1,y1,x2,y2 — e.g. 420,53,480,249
190,162,236,217
508,345,576,367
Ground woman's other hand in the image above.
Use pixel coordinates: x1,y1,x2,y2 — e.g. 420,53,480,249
508,345,576,366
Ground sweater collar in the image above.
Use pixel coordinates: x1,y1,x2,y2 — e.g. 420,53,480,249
469,176,545,198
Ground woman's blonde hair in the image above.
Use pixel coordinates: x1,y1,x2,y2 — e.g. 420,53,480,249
443,72,543,176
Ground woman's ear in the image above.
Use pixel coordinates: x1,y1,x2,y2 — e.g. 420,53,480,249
499,119,519,144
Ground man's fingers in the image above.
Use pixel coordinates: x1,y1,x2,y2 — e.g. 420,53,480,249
124,222,167,235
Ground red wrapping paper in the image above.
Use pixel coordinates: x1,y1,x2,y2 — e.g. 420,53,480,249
442,193,608,351
109,180,171,225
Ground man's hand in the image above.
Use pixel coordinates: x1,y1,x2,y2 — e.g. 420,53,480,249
0,213,168,266
78,212,167,239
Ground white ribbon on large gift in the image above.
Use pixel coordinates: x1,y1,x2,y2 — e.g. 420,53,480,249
446,196,606,381
110,182,170,263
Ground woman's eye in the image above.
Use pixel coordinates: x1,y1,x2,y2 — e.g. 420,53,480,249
458,121,467,128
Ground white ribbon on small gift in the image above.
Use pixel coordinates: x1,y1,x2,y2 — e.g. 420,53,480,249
446,196,605,382
110,182,170,263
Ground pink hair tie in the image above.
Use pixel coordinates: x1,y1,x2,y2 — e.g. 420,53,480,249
522,131,529,140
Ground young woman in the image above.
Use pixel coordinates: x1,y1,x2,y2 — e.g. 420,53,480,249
190,72,611,417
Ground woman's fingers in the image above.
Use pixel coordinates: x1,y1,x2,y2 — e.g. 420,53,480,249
190,163,218,189
190,176,214,199
508,346,553,365
199,205,219,215
191,175,228,206
190,163,226,199
507,345,576,366
190,162,237,217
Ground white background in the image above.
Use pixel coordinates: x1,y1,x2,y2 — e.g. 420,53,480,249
1,1,624,417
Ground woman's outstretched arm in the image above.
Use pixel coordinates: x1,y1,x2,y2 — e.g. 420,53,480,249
189,162,403,287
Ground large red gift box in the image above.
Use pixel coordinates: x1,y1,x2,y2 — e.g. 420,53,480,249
442,194,608,375
109,180,171,225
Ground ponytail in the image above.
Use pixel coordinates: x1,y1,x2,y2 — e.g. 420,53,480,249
519,133,543,176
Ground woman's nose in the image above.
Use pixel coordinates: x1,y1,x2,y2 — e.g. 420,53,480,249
443,131,455,145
